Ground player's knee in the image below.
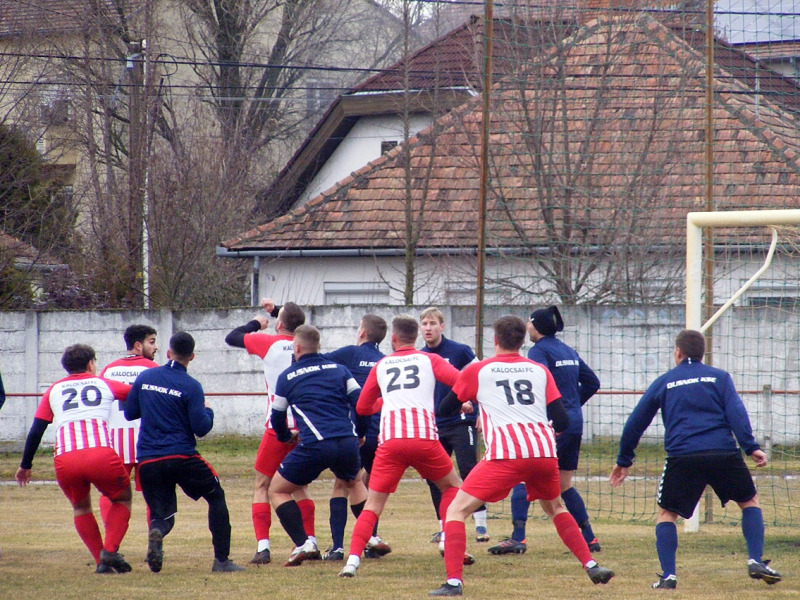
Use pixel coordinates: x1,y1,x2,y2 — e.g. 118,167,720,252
204,484,227,506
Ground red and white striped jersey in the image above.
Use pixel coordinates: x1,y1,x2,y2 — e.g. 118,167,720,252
244,332,297,430
452,354,561,460
357,347,459,444
34,373,130,457
101,355,158,463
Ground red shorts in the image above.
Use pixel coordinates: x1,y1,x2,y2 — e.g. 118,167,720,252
54,447,130,506
368,438,455,494
254,429,296,477
122,462,142,492
460,457,560,504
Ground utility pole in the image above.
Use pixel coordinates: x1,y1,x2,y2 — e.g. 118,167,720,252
127,40,146,308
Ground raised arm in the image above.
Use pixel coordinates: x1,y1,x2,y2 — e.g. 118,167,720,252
225,318,267,348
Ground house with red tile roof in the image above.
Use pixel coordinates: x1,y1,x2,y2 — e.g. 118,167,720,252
219,12,800,308
254,13,574,219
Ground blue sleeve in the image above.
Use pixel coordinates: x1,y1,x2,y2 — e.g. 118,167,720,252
323,348,348,366
578,359,600,405
124,382,141,421
187,381,213,438
527,345,549,367
462,346,476,366
0,372,5,411
270,404,292,442
721,374,760,455
616,379,663,467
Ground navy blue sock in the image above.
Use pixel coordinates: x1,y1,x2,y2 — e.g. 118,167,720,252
275,500,307,547
741,506,764,562
329,497,348,550
561,486,595,543
510,483,529,541
655,521,678,578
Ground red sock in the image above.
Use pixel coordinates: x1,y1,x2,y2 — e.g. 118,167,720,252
553,511,592,565
348,509,378,557
297,499,315,537
443,520,466,582
103,502,131,553
439,486,458,521
74,513,103,563
252,502,271,540
98,495,112,526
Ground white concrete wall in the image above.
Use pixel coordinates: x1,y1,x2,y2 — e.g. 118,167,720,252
296,113,435,206
1,304,798,447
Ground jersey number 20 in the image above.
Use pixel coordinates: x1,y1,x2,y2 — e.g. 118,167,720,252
61,386,102,411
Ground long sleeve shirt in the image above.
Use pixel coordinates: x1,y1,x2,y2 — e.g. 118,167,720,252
420,335,478,428
271,353,363,444
125,361,213,460
323,342,384,439
616,358,760,467
528,335,599,435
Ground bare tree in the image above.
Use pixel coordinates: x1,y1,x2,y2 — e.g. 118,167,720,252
32,0,410,308
476,7,691,304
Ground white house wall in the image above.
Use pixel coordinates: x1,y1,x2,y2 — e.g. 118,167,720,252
296,113,435,207
257,251,800,308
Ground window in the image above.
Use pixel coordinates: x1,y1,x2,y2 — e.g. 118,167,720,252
381,140,398,154
742,280,800,312
324,282,390,305
306,79,336,118
38,85,72,125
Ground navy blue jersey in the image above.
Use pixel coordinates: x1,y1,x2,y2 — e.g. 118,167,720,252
528,335,599,436
272,353,363,445
420,335,478,427
617,358,760,467
125,361,213,460
323,342,383,438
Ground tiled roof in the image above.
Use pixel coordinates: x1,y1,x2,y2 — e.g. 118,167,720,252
224,14,800,254
353,14,573,94
0,231,64,268
254,15,576,218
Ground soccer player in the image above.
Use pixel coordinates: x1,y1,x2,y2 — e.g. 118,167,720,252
338,315,465,578
430,316,613,596
609,329,781,589
490,306,601,555
15,344,134,574
99,324,159,527
419,307,487,547
269,325,369,566
225,299,317,564
322,314,391,560
125,331,244,573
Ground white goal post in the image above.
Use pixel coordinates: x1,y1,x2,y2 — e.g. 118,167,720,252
684,208,800,532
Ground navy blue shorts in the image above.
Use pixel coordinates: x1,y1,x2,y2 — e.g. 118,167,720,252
555,431,582,471
360,436,379,474
657,451,757,519
278,437,361,486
